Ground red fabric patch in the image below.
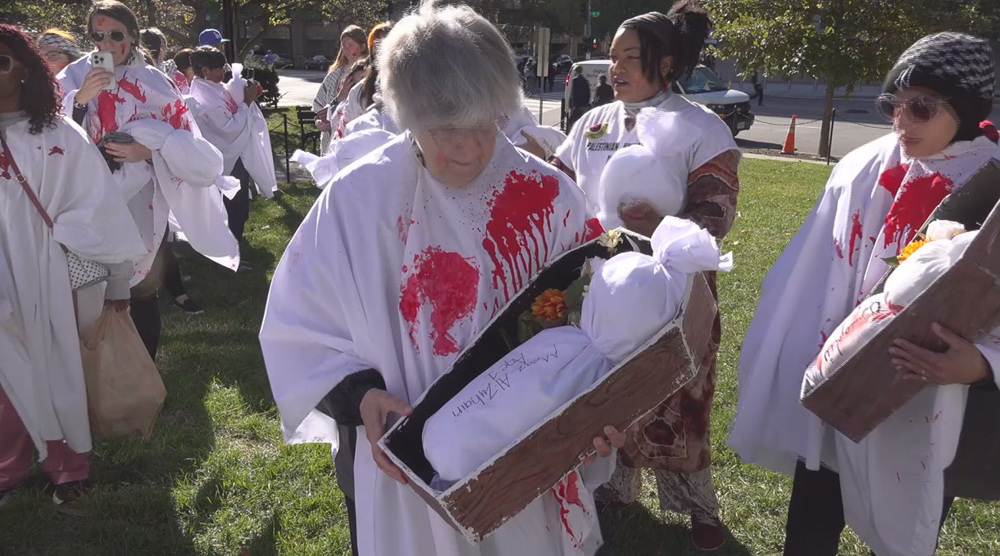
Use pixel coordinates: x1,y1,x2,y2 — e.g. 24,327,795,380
482,170,560,301
881,171,953,250
399,247,479,357
160,99,192,131
584,218,604,241
116,76,147,104
96,90,126,137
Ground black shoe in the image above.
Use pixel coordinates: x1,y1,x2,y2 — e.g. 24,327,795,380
52,480,90,505
172,298,205,315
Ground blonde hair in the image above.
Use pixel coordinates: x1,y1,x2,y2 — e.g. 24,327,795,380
329,25,369,73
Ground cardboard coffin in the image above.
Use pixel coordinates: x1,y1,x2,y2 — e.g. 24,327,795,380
802,159,1000,443
378,231,718,543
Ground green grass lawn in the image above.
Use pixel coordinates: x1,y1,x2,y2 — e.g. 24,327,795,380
1,159,997,556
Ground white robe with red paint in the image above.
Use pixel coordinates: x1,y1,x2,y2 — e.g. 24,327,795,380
57,54,240,282
187,77,278,198
0,116,145,459
729,134,1000,555
261,133,613,556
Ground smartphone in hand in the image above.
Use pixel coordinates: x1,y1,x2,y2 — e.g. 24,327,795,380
90,51,115,90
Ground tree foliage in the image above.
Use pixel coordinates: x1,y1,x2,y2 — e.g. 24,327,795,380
703,0,1000,156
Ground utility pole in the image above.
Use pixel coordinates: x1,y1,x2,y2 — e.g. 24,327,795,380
585,0,592,60
222,0,236,61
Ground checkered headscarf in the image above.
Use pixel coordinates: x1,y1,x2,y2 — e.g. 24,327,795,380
38,32,82,61
884,32,996,141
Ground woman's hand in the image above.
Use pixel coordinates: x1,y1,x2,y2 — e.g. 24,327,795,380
360,389,413,484
315,107,332,132
76,67,115,105
243,80,263,105
891,322,992,385
584,425,626,464
618,201,663,238
104,142,152,164
104,299,129,313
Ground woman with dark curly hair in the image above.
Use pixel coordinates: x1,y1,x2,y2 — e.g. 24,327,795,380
0,24,145,507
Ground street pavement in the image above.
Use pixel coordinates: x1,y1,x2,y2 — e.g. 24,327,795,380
275,69,1000,160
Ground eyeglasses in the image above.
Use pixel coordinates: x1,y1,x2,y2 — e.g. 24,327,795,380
0,55,21,74
427,124,497,149
875,94,950,123
90,30,127,43
43,51,70,62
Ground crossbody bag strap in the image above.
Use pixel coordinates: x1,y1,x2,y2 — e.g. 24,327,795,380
1,136,54,229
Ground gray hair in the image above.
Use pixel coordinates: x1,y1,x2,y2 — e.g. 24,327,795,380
378,1,523,131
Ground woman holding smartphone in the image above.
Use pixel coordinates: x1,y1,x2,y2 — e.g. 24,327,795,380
57,0,240,359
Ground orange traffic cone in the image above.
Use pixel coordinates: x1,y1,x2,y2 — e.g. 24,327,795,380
781,115,797,154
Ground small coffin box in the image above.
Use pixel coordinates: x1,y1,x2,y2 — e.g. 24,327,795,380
378,231,718,543
802,160,1000,443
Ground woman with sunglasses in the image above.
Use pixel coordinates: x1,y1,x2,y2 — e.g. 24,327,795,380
731,32,1000,556
56,0,240,359
261,4,625,555
0,24,145,507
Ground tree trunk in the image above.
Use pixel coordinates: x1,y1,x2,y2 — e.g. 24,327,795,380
144,0,157,26
818,82,836,158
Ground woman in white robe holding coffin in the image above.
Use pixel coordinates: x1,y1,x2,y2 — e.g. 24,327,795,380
260,3,623,555
0,24,145,506
730,33,1000,556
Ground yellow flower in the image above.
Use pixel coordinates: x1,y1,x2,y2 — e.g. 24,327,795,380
531,289,567,321
597,229,622,250
898,239,928,262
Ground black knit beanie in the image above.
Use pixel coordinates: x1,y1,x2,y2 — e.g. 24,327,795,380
883,32,996,142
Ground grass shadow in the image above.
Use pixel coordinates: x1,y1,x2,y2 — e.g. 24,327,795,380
598,503,755,556
736,138,783,150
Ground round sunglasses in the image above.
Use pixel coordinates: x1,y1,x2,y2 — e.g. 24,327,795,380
875,93,950,123
0,54,22,74
90,30,127,43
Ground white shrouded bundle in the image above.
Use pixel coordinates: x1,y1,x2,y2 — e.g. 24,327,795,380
422,216,733,485
595,109,690,230
803,223,977,385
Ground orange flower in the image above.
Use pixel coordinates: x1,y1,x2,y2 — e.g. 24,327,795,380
898,239,928,262
531,289,567,321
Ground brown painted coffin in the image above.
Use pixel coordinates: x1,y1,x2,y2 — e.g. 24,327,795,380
802,160,1000,443
379,231,718,543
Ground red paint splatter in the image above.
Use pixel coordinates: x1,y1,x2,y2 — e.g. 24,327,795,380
47,146,64,156
482,170,559,300
116,76,147,103
584,218,603,241
551,471,589,548
223,90,239,115
847,211,863,266
396,215,415,244
399,247,479,356
834,239,844,259
879,165,954,251
563,209,571,227
96,90,125,137
160,100,192,131
0,148,10,180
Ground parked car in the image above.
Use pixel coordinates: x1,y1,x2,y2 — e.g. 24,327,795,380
562,61,754,136
550,54,573,75
271,53,295,69
303,55,331,71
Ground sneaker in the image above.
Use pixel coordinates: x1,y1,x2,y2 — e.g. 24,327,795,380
690,513,726,551
52,480,90,506
172,297,205,315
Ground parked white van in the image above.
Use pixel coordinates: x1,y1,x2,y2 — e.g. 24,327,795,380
563,61,755,136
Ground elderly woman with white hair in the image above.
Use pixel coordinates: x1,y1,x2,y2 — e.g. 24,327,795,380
260,3,622,556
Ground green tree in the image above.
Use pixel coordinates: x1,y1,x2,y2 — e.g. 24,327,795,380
704,0,936,157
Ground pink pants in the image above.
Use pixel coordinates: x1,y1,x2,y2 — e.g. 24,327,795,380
0,383,90,489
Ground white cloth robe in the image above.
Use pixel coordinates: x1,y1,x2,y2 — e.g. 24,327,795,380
729,133,1000,555
57,55,240,283
187,77,278,198
261,133,615,556
0,116,146,459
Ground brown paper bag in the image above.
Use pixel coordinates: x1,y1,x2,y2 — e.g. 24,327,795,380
80,307,166,438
